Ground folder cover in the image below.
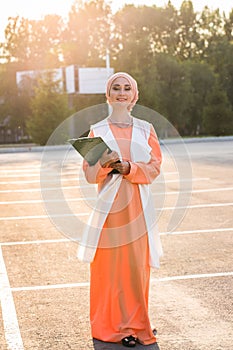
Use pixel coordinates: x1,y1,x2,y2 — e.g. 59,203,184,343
68,137,112,165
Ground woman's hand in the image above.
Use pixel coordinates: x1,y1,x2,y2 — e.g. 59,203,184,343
110,161,131,175
99,150,120,168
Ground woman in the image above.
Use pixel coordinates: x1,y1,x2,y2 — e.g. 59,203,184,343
78,72,163,347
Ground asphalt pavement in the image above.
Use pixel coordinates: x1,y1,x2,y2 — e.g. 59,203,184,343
0,138,232,350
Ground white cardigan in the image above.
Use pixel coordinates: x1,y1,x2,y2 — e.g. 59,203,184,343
77,117,163,268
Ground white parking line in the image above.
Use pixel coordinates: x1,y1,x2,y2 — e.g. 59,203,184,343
0,169,42,173
1,228,232,246
0,186,94,193
0,177,209,194
0,166,42,171
0,246,24,349
0,198,96,205
0,172,80,178
153,187,233,195
0,177,208,185
160,227,233,235
158,202,233,210
1,239,70,246
151,271,233,283
0,168,177,175
10,271,233,292
11,282,89,292
0,213,88,221
0,178,84,184
0,202,232,221
1,187,233,205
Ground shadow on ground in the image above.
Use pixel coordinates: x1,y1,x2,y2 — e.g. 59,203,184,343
93,339,160,349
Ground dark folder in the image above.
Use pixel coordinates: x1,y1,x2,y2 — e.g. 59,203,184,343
68,137,112,166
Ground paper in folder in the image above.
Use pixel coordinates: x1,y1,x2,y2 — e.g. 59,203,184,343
68,137,112,165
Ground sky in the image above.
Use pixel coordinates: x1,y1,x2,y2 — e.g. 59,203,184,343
0,0,232,42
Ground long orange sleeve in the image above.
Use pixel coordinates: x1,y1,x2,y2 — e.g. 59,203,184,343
124,125,162,184
83,124,162,185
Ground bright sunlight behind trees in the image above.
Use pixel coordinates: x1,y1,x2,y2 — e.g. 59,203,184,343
0,0,232,144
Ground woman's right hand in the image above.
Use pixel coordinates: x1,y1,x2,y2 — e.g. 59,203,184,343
99,150,120,168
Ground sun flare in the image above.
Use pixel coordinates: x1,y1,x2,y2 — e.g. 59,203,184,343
0,0,232,41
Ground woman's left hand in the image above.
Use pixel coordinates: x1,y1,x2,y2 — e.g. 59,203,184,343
110,161,131,175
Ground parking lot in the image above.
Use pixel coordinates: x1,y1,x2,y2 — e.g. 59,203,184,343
0,138,232,350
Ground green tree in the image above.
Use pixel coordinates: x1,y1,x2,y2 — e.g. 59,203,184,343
26,72,72,145
183,61,215,135
224,9,233,41
1,0,233,140
175,1,201,59
113,5,157,71
2,15,64,69
203,83,233,136
62,0,111,66
198,6,225,59
157,1,179,55
2,16,30,65
204,39,233,110
153,54,190,134
0,66,29,127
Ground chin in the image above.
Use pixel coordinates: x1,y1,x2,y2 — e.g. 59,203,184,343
111,101,130,109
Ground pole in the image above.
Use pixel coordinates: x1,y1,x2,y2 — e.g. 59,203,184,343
106,49,112,115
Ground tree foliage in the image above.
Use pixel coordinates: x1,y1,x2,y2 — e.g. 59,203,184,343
0,0,232,142
61,0,112,66
26,73,72,145
203,84,233,136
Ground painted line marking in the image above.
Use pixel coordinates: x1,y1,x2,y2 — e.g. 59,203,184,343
153,187,233,195
0,246,24,349
0,186,95,193
10,272,233,292
0,187,233,205
157,202,233,210
0,172,81,178
1,228,233,246
0,213,88,221
160,227,233,236
0,166,42,171
0,177,209,193
0,198,96,205
0,202,232,221
0,168,80,174
151,271,233,283
0,178,85,185
1,239,70,246
0,170,179,178
0,177,208,185
1,187,233,205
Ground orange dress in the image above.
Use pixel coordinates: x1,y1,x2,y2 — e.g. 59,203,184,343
83,122,162,345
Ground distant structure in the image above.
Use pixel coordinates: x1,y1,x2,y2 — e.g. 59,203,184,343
0,116,27,144
1,60,114,144
16,65,114,95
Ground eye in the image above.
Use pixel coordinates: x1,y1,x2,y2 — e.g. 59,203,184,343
125,86,131,91
112,86,120,91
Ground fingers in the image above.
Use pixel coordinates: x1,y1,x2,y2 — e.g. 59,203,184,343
110,151,120,163
100,150,120,168
111,161,130,175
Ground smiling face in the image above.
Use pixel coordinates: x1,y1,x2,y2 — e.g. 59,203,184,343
108,77,134,106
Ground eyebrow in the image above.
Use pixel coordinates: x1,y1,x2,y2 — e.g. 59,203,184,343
112,83,131,87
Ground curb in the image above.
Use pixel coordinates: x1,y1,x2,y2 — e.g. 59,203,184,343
0,136,233,153
0,144,70,154
160,135,233,145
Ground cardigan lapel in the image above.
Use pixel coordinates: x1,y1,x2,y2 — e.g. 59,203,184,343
77,117,163,268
